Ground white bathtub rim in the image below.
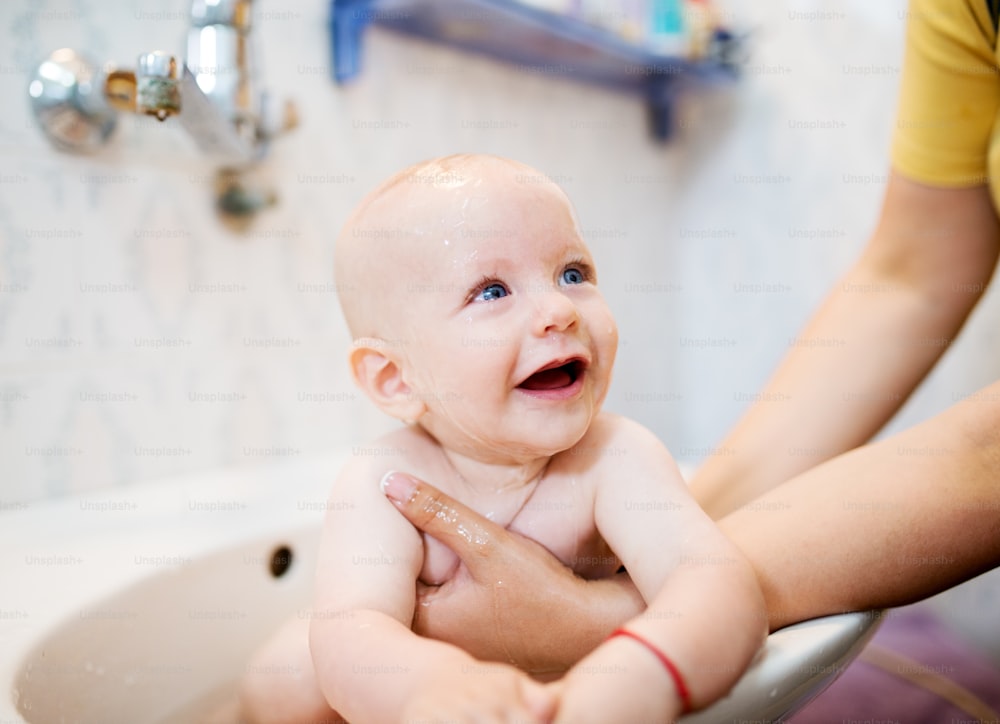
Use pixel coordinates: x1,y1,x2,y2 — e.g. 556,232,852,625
1,453,346,723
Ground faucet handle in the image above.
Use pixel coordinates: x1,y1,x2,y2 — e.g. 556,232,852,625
136,52,181,121
105,69,137,112
28,49,117,153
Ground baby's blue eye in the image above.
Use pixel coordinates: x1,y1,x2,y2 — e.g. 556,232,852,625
476,282,509,302
561,267,586,285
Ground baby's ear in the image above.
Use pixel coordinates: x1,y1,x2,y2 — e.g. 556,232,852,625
349,338,427,422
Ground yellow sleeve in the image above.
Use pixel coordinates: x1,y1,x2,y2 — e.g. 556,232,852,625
891,0,1000,187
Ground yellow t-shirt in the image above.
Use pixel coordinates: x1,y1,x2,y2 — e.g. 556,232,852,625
891,0,1000,198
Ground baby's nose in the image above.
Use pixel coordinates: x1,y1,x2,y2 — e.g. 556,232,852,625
532,290,579,336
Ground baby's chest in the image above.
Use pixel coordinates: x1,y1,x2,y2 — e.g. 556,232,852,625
416,488,619,586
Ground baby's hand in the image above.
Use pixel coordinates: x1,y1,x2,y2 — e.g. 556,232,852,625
401,660,556,723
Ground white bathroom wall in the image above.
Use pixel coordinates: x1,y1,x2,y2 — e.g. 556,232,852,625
2,0,999,506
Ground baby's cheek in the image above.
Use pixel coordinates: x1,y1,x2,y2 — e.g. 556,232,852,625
593,311,618,365
583,297,617,343
602,310,619,349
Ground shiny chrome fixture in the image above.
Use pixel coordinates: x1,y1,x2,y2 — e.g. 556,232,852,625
28,0,297,219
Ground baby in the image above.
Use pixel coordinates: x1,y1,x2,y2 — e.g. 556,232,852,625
241,154,766,723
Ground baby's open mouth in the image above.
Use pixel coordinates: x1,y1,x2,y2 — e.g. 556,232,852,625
518,359,586,391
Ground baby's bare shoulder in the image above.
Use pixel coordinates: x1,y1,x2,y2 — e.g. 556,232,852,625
334,425,439,493
554,413,683,500
562,412,665,463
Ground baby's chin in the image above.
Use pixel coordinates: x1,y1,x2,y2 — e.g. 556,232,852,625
418,405,598,466
456,427,592,466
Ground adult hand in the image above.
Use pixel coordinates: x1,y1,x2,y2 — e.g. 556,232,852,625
381,472,645,674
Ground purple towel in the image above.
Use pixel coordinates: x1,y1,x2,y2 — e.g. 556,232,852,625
789,605,1000,723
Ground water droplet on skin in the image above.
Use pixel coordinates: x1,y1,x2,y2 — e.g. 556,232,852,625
454,523,473,544
84,661,93,672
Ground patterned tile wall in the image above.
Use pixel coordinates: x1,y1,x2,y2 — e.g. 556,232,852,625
2,0,997,505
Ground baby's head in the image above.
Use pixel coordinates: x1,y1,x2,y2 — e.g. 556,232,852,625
335,154,618,463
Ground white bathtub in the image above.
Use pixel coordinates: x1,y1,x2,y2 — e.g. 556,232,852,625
1,454,880,723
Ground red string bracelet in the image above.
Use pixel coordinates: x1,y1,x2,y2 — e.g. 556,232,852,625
607,627,692,713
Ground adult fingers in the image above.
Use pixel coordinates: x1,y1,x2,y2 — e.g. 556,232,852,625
381,470,511,570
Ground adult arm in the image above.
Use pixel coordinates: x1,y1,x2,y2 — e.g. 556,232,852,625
692,0,1000,518
692,174,1000,518
720,379,1000,632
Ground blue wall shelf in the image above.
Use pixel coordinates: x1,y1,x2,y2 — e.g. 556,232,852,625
329,0,743,140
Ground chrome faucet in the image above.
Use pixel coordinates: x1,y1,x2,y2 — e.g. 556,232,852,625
29,0,296,216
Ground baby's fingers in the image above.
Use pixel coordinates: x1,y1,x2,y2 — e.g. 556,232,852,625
520,678,558,723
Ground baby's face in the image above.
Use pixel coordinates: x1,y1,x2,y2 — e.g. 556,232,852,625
383,162,618,463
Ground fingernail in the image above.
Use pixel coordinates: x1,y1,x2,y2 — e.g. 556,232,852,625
380,470,417,503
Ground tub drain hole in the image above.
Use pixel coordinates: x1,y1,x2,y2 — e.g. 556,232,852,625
269,545,294,578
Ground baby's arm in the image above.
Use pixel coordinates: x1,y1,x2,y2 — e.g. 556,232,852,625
555,416,767,722
310,460,552,723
